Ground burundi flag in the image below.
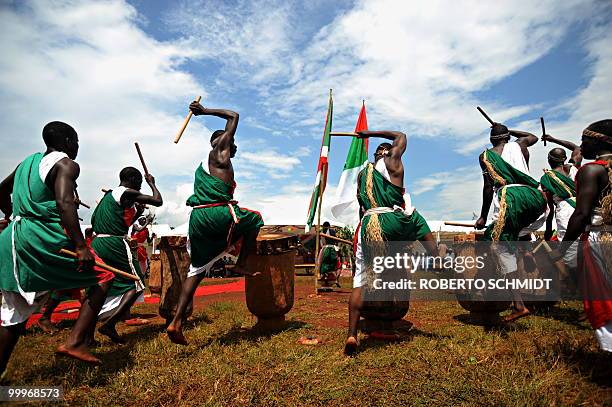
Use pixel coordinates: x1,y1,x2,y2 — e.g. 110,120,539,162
330,101,369,227
306,91,333,230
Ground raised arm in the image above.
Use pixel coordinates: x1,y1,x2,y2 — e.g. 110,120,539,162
541,134,582,166
357,130,406,157
121,173,163,207
475,153,493,229
510,129,538,147
0,168,16,220
190,100,239,167
54,159,94,270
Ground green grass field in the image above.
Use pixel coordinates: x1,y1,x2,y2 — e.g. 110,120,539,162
4,276,611,406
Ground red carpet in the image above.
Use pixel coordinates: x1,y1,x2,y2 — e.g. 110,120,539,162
25,279,245,328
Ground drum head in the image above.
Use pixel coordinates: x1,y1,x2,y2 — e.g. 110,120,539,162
256,232,298,255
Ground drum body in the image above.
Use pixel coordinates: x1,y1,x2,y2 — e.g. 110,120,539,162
521,240,559,310
245,233,297,330
360,301,410,334
158,236,193,324
148,253,162,294
454,233,510,325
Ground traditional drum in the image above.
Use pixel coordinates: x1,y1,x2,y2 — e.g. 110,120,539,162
245,233,297,331
522,239,561,310
148,253,162,294
158,236,193,325
454,232,510,325
360,301,410,334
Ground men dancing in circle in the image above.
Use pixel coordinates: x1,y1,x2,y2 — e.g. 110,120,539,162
167,100,263,345
559,119,612,353
91,167,162,343
476,123,544,322
0,122,115,374
345,130,438,355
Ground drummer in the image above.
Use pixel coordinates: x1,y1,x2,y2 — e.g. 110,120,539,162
345,130,439,355
167,100,264,345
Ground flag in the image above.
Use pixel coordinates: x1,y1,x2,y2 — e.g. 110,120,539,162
330,101,369,227
306,91,333,230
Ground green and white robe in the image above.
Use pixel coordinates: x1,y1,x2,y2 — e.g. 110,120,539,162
481,142,547,275
353,159,431,288
0,152,113,325
186,164,264,277
540,168,577,240
481,142,547,242
91,188,144,315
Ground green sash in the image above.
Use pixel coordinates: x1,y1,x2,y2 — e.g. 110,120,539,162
0,153,100,294
187,165,263,268
540,170,576,208
481,149,546,241
91,191,142,297
481,149,539,188
357,163,430,242
187,164,234,206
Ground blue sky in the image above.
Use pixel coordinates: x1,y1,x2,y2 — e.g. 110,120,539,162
0,0,610,227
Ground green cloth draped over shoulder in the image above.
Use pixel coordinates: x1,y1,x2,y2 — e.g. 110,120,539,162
0,153,101,294
540,170,576,208
91,191,142,297
481,149,546,241
187,164,263,268
357,162,430,242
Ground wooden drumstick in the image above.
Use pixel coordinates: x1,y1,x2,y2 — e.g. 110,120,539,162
134,142,149,175
76,199,90,209
330,132,358,137
444,221,476,228
319,232,353,245
74,190,90,209
173,96,202,144
59,249,140,281
476,106,495,125
541,117,546,146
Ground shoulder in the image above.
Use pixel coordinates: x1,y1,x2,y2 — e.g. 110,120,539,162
576,162,606,184
54,157,79,176
578,162,606,175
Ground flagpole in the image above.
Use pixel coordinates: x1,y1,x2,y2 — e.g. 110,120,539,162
314,161,327,293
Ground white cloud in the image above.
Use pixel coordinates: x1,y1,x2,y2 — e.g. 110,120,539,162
238,151,301,172
166,0,297,86
412,172,452,196
2,0,609,228
0,0,209,225
413,167,483,221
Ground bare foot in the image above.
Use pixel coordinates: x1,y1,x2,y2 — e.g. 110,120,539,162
56,344,101,365
504,308,530,323
344,336,359,356
98,325,126,344
37,318,59,334
167,325,188,345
